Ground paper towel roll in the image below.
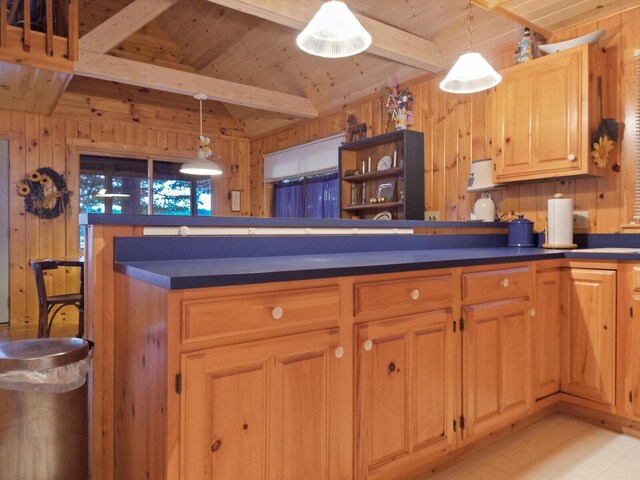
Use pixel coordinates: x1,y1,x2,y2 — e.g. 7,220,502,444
547,197,574,246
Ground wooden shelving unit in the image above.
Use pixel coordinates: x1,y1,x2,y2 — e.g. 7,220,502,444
338,130,424,220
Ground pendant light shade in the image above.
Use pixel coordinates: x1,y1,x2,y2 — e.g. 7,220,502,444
439,52,502,94
296,1,371,58
180,94,223,176
439,1,501,94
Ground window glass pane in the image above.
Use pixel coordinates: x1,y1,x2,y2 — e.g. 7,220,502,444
111,176,148,215
79,173,106,214
153,179,192,215
196,179,212,216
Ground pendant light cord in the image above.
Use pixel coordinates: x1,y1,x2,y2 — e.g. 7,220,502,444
467,0,472,52
199,98,203,138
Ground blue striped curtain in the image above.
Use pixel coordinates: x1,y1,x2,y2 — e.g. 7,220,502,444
304,172,339,219
273,179,304,217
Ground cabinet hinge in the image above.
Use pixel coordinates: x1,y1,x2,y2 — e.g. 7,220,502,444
453,419,457,432
175,373,182,394
453,320,457,333
460,318,465,332
630,391,634,403
460,416,466,429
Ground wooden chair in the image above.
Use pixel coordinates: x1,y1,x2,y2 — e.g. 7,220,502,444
29,259,84,338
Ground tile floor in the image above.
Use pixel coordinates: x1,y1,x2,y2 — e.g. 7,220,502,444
424,414,640,480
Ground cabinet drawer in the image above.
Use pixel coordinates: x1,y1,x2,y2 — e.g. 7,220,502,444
181,286,340,343
355,273,453,320
462,266,530,304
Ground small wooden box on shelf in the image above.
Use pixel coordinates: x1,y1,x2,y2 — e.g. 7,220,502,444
339,130,424,220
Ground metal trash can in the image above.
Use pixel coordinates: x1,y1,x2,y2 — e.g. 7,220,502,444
0,338,91,480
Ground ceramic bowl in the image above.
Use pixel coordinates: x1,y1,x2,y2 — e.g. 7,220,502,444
539,29,606,54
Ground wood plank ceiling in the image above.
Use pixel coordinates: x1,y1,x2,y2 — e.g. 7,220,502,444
67,0,639,137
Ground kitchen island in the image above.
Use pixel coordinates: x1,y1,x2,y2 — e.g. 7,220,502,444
81,214,640,480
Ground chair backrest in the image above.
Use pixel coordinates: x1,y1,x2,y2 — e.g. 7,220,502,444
29,259,84,306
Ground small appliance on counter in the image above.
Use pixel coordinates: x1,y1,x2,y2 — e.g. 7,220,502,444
472,193,497,222
543,193,577,248
467,158,501,222
508,215,535,246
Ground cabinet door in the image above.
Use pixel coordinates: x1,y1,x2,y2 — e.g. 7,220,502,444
561,269,616,405
355,310,456,480
623,266,640,420
494,48,582,182
182,329,345,480
462,299,531,440
533,269,562,400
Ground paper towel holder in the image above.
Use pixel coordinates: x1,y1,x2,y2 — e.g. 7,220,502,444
542,193,578,249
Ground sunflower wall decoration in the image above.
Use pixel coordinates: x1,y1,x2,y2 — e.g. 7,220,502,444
17,167,71,219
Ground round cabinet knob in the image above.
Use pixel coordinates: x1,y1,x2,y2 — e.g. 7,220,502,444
271,306,284,320
363,340,373,352
529,308,536,317
500,278,510,288
178,226,190,236
410,289,420,301
334,346,344,359
568,154,577,161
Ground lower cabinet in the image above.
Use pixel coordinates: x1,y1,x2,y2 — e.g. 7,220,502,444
620,264,640,420
561,268,616,405
532,268,562,400
462,299,532,440
182,328,346,480
354,309,457,480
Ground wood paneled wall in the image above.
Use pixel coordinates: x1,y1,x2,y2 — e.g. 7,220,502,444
1,95,250,325
250,7,640,232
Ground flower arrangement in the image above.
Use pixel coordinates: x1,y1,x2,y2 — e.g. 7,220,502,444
17,167,70,219
385,75,414,130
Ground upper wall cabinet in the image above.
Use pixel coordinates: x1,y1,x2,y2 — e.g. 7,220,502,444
492,44,607,183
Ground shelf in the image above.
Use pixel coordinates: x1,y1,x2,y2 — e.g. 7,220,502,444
341,167,404,183
342,202,404,211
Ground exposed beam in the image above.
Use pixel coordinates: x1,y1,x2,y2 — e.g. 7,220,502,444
209,0,445,72
471,1,552,37
74,51,318,118
80,0,179,54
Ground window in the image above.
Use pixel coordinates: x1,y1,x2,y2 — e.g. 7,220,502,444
273,172,339,219
79,154,212,249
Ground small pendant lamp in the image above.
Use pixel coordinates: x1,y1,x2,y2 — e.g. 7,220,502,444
296,0,371,58
440,0,502,94
180,94,223,176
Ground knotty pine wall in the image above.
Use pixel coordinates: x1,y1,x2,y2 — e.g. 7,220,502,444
250,7,640,233
1,94,250,325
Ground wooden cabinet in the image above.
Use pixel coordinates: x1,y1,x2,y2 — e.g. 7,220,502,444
532,268,562,400
339,130,424,220
182,328,346,480
619,264,640,420
492,44,606,183
354,309,456,480
462,299,532,440
561,268,616,405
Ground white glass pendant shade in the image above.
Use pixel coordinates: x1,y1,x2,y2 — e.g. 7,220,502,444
179,148,223,176
296,1,371,58
440,52,502,94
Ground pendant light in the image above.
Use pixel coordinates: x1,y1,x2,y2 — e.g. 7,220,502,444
440,0,502,94
180,94,223,176
296,1,371,58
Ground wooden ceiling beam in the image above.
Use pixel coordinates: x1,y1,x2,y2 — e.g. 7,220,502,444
80,0,180,54
208,0,446,72
471,1,552,37
74,51,318,118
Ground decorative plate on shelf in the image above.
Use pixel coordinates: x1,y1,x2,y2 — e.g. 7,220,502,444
373,211,393,220
377,155,392,171
539,29,606,54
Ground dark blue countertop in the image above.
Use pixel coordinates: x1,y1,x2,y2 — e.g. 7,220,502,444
111,229,640,290
115,247,565,290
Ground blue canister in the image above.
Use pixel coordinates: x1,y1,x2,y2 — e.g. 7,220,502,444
508,215,535,247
